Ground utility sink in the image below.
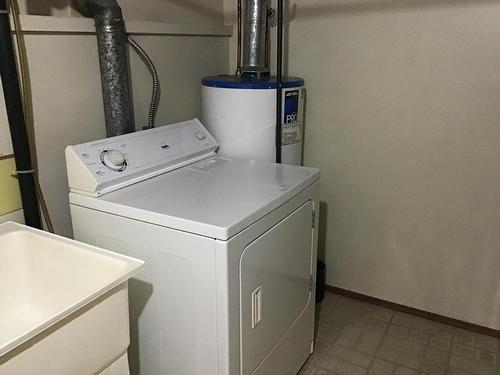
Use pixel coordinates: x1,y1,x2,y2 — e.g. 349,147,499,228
0,222,144,375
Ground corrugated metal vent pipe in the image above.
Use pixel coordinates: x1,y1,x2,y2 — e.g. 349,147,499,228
242,0,270,76
74,0,133,137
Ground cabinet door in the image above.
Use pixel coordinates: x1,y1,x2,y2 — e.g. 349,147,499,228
240,201,314,375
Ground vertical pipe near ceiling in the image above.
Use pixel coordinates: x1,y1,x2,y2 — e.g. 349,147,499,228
74,0,134,137
242,0,270,76
94,5,133,137
0,0,41,228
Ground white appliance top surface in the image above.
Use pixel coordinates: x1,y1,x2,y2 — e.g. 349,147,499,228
70,156,319,240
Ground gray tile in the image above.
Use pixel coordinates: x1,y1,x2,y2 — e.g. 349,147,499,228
333,299,374,322
353,301,376,316
307,293,500,375
318,298,336,311
329,343,373,368
413,317,435,334
301,359,321,374
304,353,322,368
322,293,339,308
317,309,335,325
317,324,342,342
309,369,333,375
426,347,449,364
389,325,410,339
421,359,445,375
298,361,316,375
429,336,451,351
474,349,496,366
378,346,422,370
409,330,429,345
337,321,366,348
365,320,388,333
393,312,414,328
313,337,331,356
452,343,474,359
433,323,454,340
297,366,312,374
394,368,418,375
455,329,474,346
449,354,494,375
318,355,367,375
357,325,386,355
446,369,474,375
330,301,358,322
325,315,348,331
472,333,498,353
369,359,394,375
383,335,426,356
372,307,394,322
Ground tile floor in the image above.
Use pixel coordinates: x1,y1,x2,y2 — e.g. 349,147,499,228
299,293,499,375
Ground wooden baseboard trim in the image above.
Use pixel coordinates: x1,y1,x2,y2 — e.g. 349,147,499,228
326,285,500,338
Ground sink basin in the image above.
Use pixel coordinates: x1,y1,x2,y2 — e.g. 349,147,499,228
0,221,144,375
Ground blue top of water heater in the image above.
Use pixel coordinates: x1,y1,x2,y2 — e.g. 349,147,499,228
202,75,304,89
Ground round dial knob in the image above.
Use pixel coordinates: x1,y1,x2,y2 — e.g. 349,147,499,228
100,149,126,171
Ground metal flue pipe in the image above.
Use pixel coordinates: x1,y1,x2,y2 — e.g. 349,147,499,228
74,0,133,137
242,0,270,76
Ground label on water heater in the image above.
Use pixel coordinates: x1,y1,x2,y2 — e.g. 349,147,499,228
282,89,301,146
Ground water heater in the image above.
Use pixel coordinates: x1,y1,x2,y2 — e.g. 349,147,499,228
201,75,305,165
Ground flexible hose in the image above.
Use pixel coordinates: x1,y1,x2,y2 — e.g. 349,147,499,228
9,0,54,232
127,36,160,129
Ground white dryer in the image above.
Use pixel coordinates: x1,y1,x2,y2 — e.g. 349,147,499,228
66,119,320,375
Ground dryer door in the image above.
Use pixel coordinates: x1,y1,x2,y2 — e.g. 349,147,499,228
239,201,314,375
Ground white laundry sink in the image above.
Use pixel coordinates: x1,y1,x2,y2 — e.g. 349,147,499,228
0,221,144,375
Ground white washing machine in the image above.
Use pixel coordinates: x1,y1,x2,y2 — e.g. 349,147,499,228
65,119,320,375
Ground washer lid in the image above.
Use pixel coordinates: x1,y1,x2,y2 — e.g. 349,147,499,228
70,157,319,240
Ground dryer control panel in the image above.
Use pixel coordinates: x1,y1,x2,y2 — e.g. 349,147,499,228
66,118,218,196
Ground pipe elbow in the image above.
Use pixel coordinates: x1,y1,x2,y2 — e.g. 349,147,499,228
73,0,124,25
72,0,133,137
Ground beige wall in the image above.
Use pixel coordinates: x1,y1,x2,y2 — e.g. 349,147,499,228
118,0,223,24
226,0,500,329
26,33,227,236
6,0,500,330
223,0,237,74
1,0,228,233
19,0,223,24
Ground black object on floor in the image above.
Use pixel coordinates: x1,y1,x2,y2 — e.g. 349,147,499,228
316,260,326,303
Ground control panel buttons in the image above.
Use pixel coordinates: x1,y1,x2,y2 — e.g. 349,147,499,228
100,149,127,172
195,130,206,141
67,119,218,196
